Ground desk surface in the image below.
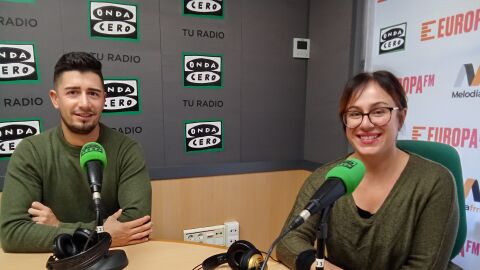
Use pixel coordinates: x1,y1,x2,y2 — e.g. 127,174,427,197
0,240,288,270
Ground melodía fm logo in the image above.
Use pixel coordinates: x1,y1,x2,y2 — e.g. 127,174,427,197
455,64,480,87
464,178,480,203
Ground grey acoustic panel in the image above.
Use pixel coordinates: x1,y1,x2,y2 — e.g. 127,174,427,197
303,0,354,163
160,0,242,165
240,0,308,161
0,0,360,188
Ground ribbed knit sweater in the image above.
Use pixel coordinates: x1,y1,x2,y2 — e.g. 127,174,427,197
1,124,152,252
277,153,458,270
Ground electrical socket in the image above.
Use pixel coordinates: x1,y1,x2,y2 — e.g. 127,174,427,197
183,225,225,246
224,221,240,247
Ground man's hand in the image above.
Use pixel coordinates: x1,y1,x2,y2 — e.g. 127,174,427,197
103,209,153,247
28,201,60,227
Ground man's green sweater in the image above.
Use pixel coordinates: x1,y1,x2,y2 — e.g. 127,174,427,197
277,153,459,270
0,124,152,252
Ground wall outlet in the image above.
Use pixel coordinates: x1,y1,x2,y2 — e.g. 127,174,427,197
224,221,240,247
183,224,225,246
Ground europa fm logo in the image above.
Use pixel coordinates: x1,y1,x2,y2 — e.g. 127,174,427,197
0,119,42,159
89,1,138,41
185,120,223,153
421,7,480,42
379,23,406,54
397,73,435,95
183,0,224,18
103,79,140,114
183,53,223,88
0,43,39,83
411,126,478,148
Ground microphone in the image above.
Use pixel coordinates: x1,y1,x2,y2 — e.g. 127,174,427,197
288,158,365,231
80,142,107,228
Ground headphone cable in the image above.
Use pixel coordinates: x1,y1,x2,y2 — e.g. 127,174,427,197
192,262,203,270
259,250,279,263
259,228,291,270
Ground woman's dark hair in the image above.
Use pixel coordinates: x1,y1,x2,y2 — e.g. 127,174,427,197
53,52,103,86
339,70,407,128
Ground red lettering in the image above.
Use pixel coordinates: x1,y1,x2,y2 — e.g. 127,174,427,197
443,128,451,145
427,127,435,141
427,74,435,87
451,128,461,147
464,11,474,32
415,76,423,93
475,9,480,31
473,241,480,256
438,17,445,38
455,13,464,35
470,129,478,148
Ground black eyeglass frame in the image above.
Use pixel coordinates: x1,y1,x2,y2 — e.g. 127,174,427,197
342,106,400,128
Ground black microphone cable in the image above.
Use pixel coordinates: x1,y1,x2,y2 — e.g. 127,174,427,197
259,227,292,270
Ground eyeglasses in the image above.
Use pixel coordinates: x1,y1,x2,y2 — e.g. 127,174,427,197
343,107,400,128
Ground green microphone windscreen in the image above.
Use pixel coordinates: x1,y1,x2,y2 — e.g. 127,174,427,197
325,158,365,194
80,142,107,169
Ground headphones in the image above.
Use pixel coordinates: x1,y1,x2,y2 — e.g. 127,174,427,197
52,228,98,259
202,240,267,270
46,229,112,270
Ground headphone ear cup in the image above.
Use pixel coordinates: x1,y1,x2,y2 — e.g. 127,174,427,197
202,252,228,270
52,228,97,260
226,240,258,270
239,248,263,270
52,234,77,259
72,228,97,252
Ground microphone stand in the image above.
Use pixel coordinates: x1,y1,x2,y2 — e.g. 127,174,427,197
88,180,129,270
315,205,332,270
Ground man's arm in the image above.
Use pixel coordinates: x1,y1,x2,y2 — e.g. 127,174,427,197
0,140,95,252
105,141,152,246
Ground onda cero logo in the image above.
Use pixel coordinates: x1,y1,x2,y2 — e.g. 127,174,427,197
185,120,223,153
0,119,41,159
89,1,138,41
103,78,140,114
183,0,224,18
0,43,39,83
379,23,406,54
183,53,223,88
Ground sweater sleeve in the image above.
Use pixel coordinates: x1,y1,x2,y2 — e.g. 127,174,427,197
400,169,459,270
0,139,95,252
116,141,152,223
276,167,329,270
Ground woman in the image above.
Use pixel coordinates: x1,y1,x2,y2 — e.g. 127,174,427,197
276,71,459,270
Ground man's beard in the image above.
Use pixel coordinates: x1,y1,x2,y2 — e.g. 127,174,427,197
61,114,97,135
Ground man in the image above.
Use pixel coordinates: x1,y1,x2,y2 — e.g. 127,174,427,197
0,52,152,252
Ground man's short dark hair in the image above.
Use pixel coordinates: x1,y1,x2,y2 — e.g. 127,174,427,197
53,52,104,86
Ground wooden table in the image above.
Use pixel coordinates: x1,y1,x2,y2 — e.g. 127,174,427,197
0,240,288,269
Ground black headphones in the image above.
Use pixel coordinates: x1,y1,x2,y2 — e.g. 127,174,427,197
46,229,112,270
202,240,266,270
52,228,98,259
